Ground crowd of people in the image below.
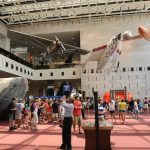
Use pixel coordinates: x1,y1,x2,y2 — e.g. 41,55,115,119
97,97,150,124
8,95,150,149
8,95,85,132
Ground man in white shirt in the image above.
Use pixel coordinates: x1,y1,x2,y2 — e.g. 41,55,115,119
58,97,74,150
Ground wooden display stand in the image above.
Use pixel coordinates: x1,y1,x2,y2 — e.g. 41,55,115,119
83,125,113,150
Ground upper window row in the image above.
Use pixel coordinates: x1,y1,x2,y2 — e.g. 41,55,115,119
40,71,76,77
83,66,150,74
5,62,33,76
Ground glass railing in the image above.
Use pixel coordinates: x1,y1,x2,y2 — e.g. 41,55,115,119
0,47,80,70
0,47,34,68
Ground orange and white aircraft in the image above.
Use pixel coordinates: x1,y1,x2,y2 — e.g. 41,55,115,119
84,26,150,74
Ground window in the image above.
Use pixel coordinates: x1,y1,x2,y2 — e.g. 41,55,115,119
122,68,126,72
91,69,94,73
24,69,26,74
40,73,42,77
50,72,53,76
11,64,14,69
20,68,22,72
131,67,134,71
139,67,142,71
31,72,33,76
147,66,150,71
16,66,18,71
73,71,76,75
28,71,30,75
83,69,86,74
61,72,64,76
5,62,8,67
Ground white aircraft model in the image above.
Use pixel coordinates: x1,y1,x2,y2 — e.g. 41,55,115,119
83,26,150,74
83,33,122,73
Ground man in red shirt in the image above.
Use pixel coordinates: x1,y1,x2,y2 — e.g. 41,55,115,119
73,95,82,134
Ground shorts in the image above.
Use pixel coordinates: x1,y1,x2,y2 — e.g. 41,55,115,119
16,112,22,120
32,112,38,124
144,104,149,109
134,110,139,114
9,113,16,121
121,110,126,112
52,113,58,118
74,115,82,125
110,111,115,114
60,115,64,121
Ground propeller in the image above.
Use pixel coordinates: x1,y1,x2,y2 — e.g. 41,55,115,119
55,36,66,55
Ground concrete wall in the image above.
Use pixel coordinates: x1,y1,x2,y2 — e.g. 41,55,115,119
0,21,10,51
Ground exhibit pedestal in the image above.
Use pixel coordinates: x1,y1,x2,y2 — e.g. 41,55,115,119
83,124,113,150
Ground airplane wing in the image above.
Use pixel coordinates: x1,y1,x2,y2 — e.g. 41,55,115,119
8,30,54,55
86,45,107,61
8,30,90,56
62,43,90,55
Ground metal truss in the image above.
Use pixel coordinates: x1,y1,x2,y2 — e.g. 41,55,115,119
0,0,150,26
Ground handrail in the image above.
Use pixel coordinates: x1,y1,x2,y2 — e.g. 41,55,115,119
0,47,34,68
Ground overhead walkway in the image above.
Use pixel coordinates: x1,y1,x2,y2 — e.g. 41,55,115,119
0,47,82,80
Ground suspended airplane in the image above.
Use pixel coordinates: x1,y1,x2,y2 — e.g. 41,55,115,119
0,77,28,115
81,33,122,74
83,26,150,74
7,26,150,74
7,30,90,57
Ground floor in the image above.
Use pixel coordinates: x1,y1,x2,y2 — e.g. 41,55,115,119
0,114,150,150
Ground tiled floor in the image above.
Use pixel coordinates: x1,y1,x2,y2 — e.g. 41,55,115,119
0,114,150,150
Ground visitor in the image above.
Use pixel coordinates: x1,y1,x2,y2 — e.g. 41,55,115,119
73,95,83,134
58,97,74,150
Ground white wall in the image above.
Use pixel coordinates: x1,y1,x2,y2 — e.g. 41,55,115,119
0,54,81,80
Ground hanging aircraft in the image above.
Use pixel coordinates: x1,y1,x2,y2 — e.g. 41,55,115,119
7,30,90,58
0,77,28,115
83,26,150,74
7,26,150,73
82,33,122,74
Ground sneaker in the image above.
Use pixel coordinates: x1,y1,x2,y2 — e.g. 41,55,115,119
9,127,13,131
